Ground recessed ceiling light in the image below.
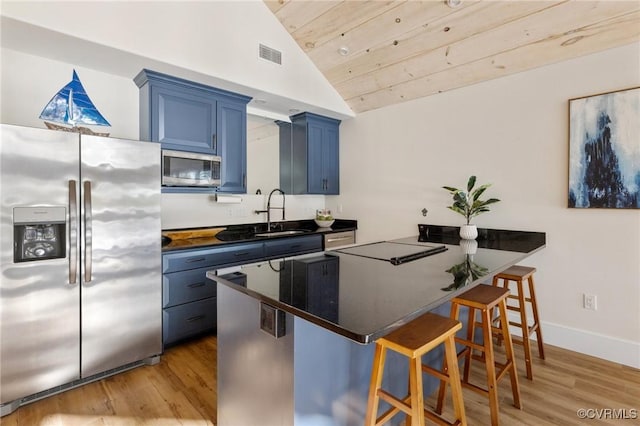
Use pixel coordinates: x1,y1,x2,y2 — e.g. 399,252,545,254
446,0,462,8
338,46,350,56
289,108,300,114
254,99,267,104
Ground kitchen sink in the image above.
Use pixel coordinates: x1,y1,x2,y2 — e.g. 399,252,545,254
254,230,310,237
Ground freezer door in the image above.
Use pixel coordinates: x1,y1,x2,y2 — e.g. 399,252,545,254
0,124,81,404
79,135,161,377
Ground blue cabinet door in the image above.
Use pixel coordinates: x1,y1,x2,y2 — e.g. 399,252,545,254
302,113,340,195
217,99,247,193
151,84,217,154
285,113,340,195
307,123,325,194
321,124,339,195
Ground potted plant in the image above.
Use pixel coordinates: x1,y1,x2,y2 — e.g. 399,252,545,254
442,175,500,240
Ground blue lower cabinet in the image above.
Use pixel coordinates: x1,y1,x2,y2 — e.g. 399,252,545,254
162,242,264,273
163,266,217,308
163,298,217,346
161,235,325,346
264,234,322,258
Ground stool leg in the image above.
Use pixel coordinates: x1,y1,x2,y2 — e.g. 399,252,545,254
463,306,475,382
436,302,461,414
480,308,500,426
516,279,534,380
365,343,387,426
444,335,467,426
491,276,505,347
498,299,522,410
528,275,545,360
408,355,425,426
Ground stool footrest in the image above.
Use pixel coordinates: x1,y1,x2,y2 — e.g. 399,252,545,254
461,380,489,396
377,390,412,419
422,364,449,382
495,361,514,383
455,338,484,353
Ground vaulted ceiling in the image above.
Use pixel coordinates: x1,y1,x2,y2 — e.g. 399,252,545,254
265,0,640,114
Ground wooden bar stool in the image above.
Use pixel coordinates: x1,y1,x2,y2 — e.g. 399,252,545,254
492,265,545,380
436,285,521,426
365,312,467,426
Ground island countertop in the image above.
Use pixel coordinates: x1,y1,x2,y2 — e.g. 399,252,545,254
208,226,545,344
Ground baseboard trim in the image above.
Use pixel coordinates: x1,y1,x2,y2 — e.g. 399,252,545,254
531,320,639,369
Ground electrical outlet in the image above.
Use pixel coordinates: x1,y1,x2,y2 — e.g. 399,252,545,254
583,294,597,311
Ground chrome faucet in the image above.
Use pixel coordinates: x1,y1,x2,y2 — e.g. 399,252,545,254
255,188,285,231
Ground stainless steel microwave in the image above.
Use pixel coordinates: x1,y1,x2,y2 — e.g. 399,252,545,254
161,149,221,187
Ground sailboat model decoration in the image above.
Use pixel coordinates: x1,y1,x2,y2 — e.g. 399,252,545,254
39,69,111,136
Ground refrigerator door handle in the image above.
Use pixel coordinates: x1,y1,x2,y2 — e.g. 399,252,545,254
69,180,78,284
84,180,93,282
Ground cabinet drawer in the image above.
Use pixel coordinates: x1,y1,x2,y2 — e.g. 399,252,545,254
163,298,216,346
163,242,264,273
264,234,322,258
163,266,216,308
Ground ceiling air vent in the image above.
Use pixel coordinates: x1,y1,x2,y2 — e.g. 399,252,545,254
259,44,282,65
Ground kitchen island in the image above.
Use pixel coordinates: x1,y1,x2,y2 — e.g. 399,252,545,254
208,226,545,426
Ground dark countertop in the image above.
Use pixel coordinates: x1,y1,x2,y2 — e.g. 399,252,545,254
162,219,357,252
209,226,545,344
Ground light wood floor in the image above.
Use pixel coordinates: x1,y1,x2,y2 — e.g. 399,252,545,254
2,335,639,425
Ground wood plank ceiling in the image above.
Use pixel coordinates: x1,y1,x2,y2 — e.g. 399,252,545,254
264,0,640,114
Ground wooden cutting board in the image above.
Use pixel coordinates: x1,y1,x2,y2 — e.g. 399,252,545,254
163,227,226,240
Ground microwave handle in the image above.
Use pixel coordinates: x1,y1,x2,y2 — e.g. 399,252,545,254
212,133,217,153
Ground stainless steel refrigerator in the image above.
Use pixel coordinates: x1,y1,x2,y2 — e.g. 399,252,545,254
0,124,162,415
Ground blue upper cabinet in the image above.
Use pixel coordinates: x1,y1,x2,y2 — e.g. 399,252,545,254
134,69,250,193
283,112,341,195
217,100,247,193
150,83,217,154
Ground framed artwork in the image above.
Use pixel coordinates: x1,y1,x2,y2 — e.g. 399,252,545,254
568,86,640,209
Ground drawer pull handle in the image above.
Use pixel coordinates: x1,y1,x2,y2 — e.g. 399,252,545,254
234,252,250,257
186,257,206,263
187,315,205,322
187,282,206,288
290,244,301,249
327,236,352,242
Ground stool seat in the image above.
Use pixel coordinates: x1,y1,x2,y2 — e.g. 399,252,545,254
366,312,467,426
437,284,521,426
495,265,536,281
379,313,461,358
451,284,510,309
493,265,545,380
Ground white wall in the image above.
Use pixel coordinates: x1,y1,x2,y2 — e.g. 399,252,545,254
0,0,353,119
1,48,326,230
1,48,138,139
335,43,640,368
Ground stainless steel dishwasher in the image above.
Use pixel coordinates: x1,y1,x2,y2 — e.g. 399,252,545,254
323,230,356,249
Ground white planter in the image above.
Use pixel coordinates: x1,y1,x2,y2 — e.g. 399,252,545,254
459,238,478,255
459,224,478,240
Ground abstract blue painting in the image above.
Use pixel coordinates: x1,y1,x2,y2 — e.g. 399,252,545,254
569,87,640,209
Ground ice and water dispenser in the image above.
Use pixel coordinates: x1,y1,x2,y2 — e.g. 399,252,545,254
13,206,66,262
